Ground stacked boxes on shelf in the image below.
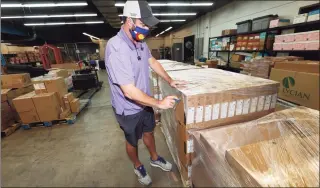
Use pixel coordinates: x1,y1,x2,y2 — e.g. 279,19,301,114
293,13,308,24
159,68,279,185
307,9,320,22
273,30,319,50
191,107,319,187
241,56,304,79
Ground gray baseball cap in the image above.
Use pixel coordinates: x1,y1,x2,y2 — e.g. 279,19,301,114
123,1,160,27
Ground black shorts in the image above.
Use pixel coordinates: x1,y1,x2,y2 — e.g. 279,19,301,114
114,107,156,147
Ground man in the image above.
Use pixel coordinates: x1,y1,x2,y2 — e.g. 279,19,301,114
105,0,183,186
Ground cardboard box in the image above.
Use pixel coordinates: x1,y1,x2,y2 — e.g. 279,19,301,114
32,93,61,122
293,14,308,24
51,63,80,70
222,29,237,36
231,54,245,62
63,93,75,103
1,101,16,131
60,108,71,119
191,107,319,187
159,68,279,169
70,98,80,113
1,73,32,89
48,69,69,78
12,92,40,124
269,19,290,28
269,68,319,110
1,85,34,106
274,61,319,74
305,41,320,50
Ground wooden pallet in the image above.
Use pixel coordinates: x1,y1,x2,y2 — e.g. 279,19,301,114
1,123,21,137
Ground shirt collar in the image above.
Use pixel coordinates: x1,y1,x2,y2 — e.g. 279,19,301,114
117,27,143,51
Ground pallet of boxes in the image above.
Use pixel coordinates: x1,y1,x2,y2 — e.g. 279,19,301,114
1,73,34,136
150,60,201,122
11,71,80,129
159,67,319,187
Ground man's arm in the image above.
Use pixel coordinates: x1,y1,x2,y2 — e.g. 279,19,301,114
120,84,177,109
149,57,173,84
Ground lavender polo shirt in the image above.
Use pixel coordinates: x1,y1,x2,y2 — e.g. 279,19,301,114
105,28,152,116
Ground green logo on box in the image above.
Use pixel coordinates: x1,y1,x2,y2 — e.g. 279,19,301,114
282,77,295,88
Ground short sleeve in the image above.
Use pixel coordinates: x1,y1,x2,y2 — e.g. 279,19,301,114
107,51,134,86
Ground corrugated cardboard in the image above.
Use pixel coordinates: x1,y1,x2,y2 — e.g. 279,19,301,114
32,92,61,122
1,101,16,131
270,68,319,110
274,61,319,74
63,93,75,103
12,92,40,124
32,77,67,109
1,73,32,89
1,85,34,107
191,107,319,187
70,98,80,113
48,69,69,78
60,108,71,119
51,63,80,70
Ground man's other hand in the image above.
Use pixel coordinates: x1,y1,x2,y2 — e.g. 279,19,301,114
169,80,187,89
157,96,178,109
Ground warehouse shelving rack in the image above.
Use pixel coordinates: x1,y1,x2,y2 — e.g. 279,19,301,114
208,19,320,72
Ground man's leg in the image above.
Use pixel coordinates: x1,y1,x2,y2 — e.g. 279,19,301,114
143,132,158,161
126,141,142,168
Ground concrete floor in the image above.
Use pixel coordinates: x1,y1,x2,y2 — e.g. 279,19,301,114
1,71,183,187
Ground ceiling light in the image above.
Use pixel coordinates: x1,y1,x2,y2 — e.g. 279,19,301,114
1,2,88,8
118,13,196,17
156,26,173,37
24,21,104,26
165,27,173,31
115,2,213,7
160,20,186,22
83,32,100,40
1,13,97,19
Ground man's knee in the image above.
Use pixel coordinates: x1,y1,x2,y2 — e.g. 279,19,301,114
143,131,154,136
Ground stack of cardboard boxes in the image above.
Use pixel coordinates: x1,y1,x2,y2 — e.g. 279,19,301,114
158,68,280,185
1,73,34,131
7,72,80,125
273,30,319,51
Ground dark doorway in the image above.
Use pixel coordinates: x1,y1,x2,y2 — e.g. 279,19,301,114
183,35,195,64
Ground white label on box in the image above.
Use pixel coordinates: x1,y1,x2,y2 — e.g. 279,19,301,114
243,99,250,114
220,102,228,119
270,94,277,109
186,107,195,124
228,101,236,117
236,100,243,115
257,96,265,112
187,139,194,153
250,97,258,113
188,166,192,178
212,104,220,120
196,106,204,123
34,83,46,90
204,105,212,121
264,95,272,110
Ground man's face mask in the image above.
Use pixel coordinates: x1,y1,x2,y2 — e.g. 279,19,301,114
129,18,150,42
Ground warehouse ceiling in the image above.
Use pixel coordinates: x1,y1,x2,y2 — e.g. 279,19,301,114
1,0,231,45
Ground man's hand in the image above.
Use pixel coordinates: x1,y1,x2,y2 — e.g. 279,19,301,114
157,96,179,109
170,80,187,88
